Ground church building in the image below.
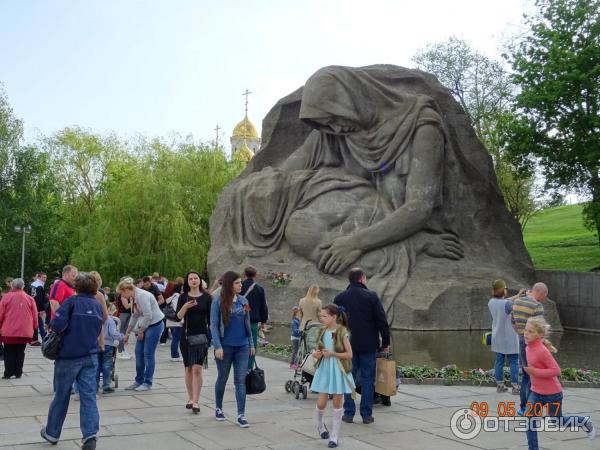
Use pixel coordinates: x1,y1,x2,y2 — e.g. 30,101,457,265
231,90,260,163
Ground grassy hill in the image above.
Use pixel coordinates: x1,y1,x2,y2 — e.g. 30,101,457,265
523,204,600,272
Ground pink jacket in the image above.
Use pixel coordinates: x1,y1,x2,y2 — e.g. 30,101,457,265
526,338,562,395
0,289,38,338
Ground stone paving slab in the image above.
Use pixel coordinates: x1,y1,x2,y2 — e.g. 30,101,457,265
1,345,599,449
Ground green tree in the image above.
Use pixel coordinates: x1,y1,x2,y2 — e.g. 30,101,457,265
45,127,123,214
44,126,126,256
507,0,600,245
70,137,244,284
0,87,68,280
413,38,540,230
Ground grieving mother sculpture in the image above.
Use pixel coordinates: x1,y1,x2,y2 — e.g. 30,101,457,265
209,65,561,330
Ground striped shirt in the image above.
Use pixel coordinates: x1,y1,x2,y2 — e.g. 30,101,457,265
511,295,544,334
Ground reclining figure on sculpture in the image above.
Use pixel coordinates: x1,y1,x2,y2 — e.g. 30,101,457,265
221,66,465,314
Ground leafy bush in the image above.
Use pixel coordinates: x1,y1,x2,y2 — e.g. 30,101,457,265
260,343,292,357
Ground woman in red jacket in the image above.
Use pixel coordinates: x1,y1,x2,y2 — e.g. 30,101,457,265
0,278,38,379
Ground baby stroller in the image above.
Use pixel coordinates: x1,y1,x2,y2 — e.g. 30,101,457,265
285,321,322,400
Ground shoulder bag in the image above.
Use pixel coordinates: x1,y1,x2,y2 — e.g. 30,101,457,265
41,300,74,360
245,360,266,394
243,282,257,298
163,294,180,322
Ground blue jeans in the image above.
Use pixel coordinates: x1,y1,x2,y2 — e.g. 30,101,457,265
519,336,530,409
344,352,376,419
135,321,164,386
97,345,114,389
46,355,99,441
525,391,590,449
38,313,47,340
215,345,249,416
170,327,182,358
494,352,519,384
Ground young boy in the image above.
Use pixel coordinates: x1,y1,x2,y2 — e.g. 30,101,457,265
98,316,123,393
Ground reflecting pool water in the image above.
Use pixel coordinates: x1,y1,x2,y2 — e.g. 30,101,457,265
265,325,600,370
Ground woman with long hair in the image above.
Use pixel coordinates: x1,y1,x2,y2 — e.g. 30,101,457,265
210,271,255,427
176,271,211,414
299,284,322,330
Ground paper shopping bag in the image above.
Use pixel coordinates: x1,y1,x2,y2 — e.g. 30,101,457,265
375,357,397,396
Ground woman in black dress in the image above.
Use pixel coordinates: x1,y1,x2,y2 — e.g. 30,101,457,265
176,271,211,414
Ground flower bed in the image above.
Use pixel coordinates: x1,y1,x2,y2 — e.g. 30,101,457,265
258,344,600,387
265,271,292,287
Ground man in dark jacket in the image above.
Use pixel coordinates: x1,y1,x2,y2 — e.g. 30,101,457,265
30,272,48,345
240,266,268,369
334,267,390,424
41,272,104,450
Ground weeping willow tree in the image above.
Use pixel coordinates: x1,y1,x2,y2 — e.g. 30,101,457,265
71,139,244,284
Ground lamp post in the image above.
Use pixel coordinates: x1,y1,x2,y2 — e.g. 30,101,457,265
14,225,32,280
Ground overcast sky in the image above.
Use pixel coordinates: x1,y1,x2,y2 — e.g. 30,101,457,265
1,0,533,152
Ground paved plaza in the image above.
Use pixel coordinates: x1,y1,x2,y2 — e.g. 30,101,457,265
0,345,598,449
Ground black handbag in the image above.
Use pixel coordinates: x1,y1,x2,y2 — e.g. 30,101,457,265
187,333,208,346
182,295,208,347
245,361,266,395
163,294,180,321
163,303,179,321
41,301,74,360
41,331,63,360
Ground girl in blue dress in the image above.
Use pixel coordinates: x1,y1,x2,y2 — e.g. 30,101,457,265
311,304,354,448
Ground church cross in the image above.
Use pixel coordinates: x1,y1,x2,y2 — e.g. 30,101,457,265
242,89,252,117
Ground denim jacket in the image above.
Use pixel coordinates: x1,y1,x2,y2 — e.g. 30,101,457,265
291,317,301,338
210,294,254,350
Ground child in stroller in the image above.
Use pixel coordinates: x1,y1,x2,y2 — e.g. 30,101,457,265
285,320,323,399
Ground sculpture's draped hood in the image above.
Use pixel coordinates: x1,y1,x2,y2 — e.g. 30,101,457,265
299,65,444,175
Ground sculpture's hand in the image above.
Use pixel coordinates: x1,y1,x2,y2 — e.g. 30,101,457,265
318,236,362,274
423,233,464,260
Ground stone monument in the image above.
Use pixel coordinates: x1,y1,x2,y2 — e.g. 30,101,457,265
208,65,561,330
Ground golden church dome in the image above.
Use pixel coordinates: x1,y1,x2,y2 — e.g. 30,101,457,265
232,116,259,140
232,140,254,163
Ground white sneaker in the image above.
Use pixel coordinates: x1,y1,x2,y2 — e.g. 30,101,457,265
585,419,596,440
134,384,151,392
170,357,183,362
117,352,132,360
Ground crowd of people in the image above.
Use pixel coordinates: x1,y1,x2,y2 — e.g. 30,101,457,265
0,265,272,448
0,264,596,449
